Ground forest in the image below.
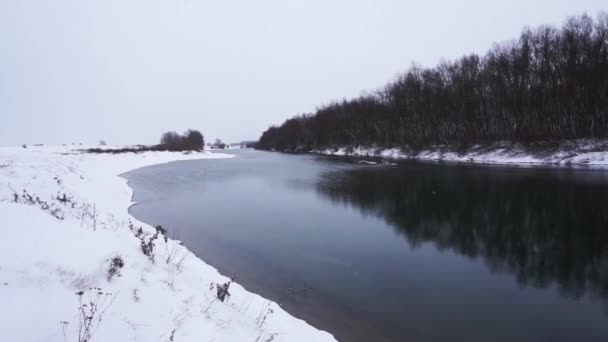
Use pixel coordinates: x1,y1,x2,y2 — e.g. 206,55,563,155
257,14,608,151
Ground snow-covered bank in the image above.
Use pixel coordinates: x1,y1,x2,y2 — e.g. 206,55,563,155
0,146,336,342
314,139,608,167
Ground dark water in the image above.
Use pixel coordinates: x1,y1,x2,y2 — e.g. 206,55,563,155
125,149,608,342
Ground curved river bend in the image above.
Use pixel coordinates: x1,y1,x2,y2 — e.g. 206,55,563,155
126,149,608,342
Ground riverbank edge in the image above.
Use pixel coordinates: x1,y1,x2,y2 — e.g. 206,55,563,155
0,145,337,342
306,139,608,167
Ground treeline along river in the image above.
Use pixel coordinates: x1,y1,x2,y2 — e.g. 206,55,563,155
257,14,608,152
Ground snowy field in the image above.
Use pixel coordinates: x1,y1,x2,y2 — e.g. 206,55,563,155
0,145,336,342
315,139,608,167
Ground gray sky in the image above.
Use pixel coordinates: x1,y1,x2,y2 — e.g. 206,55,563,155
1,0,605,146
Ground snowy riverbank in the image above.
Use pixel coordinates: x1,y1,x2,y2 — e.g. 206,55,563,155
314,139,608,167
0,145,336,342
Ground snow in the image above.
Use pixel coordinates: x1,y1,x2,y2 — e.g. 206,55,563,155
0,145,336,342
315,139,608,167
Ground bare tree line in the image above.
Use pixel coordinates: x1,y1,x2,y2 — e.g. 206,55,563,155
257,14,608,151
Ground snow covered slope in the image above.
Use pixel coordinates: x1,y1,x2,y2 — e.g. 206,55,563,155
315,139,608,167
0,145,336,342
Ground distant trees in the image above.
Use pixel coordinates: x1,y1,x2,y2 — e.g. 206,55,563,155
211,138,227,149
184,130,204,149
257,13,608,151
160,131,182,146
159,129,205,151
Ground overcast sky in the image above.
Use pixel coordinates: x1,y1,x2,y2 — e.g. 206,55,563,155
0,0,605,146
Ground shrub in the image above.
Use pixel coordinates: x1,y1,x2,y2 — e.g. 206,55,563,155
106,256,125,281
139,232,159,262
216,281,231,302
12,188,65,220
74,288,114,342
155,225,168,242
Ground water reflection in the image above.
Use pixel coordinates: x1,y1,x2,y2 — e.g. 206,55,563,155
316,164,608,302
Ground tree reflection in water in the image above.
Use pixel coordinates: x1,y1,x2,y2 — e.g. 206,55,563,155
316,163,608,303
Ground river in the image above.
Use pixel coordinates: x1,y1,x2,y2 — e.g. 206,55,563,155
125,149,608,342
